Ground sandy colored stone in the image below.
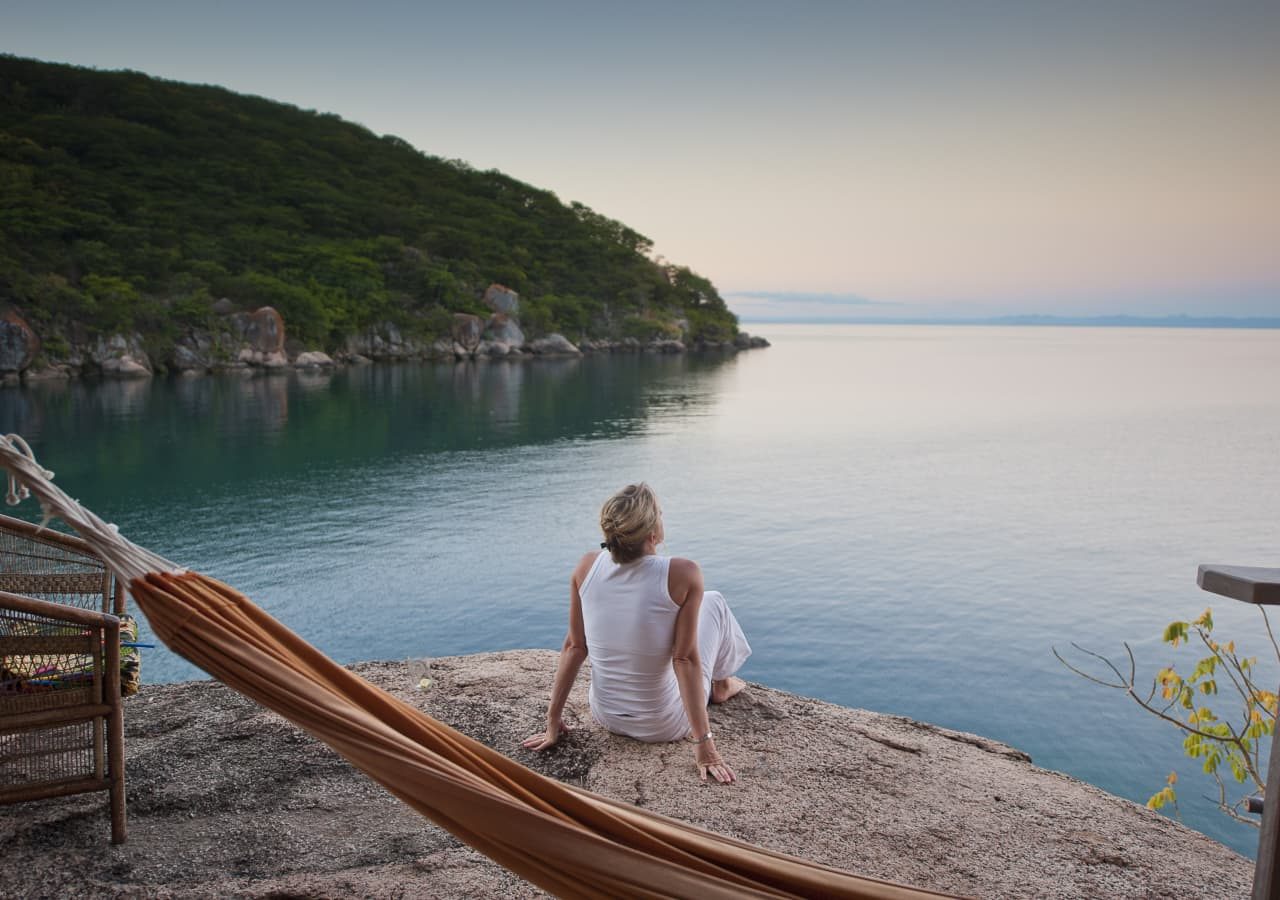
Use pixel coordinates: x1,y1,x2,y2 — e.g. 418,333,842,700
0,650,1252,898
293,351,335,368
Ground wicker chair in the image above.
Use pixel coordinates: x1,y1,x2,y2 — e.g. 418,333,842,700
0,514,127,843
0,513,125,617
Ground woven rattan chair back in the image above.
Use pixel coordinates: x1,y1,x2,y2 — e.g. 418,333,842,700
0,514,127,843
0,513,124,615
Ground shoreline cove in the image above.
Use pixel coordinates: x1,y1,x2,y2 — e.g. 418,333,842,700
8,329,771,386
1,651,1252,898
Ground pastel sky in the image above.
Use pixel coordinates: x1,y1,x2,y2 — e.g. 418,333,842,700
5,1,1278,320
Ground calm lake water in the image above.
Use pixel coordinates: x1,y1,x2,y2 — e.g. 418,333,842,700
2,323,1278,856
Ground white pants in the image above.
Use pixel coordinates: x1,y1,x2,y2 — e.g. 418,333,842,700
697,590,752,697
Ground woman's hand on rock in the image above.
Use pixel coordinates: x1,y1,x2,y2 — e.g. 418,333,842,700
521,715,570,751
695,741,737,784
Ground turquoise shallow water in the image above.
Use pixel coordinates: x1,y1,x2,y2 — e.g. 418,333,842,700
2,323,1277,856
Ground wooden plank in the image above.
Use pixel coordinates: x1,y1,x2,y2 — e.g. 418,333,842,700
0,775,108,806
105,620,126,843
93,646,105,781
0,704,112,734
1255,716,1280,900
0,592,118,628
1200,566,1280,898
1198,565,1280,606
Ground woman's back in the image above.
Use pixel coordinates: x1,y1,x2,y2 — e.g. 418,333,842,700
579,550,688,741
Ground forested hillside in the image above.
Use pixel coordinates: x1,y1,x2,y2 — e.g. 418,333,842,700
0,55,738,362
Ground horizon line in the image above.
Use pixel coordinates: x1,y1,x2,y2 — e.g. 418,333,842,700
735,313,1280,330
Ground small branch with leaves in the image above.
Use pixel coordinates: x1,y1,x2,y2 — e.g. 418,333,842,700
1055,607,1278,827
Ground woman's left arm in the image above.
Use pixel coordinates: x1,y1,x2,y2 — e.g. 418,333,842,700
670,559,737,783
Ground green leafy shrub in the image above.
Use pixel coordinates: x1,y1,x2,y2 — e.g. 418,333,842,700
40,332,70,358
411,304,455,341
620,315,680,342
686,307,736,343
521,294,600,339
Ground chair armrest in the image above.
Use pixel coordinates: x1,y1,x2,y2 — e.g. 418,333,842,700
0,589,121,629
0,513,103,557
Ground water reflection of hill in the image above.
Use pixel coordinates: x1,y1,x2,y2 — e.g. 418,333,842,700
0,354,738,509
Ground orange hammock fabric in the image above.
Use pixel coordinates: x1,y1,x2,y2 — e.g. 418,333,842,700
0,437,956,899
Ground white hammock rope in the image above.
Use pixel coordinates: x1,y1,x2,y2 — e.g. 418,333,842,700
0,434,180,585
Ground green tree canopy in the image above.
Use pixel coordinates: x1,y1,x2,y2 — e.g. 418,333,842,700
0,55,739,354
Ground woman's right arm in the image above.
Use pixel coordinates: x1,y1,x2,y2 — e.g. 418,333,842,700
669,558,736,783
522,551,595,751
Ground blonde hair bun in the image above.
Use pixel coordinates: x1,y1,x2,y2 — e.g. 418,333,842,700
600,483,660,564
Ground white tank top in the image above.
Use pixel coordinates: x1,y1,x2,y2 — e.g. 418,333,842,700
579,551,689,741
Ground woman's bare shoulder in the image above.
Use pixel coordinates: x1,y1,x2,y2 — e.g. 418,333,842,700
668,556,702,577
667,557,704,601
572,549,602,581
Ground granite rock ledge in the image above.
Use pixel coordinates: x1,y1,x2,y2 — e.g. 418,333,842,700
0,650,1252,898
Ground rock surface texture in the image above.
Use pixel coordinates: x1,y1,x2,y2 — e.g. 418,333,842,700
343,321,436,361
3,650,1248,898
451,313,484,352
528,333,581,356
0,307,40,373
484,313,525,348
483,283,520,316
234,307,286,355
91,333,152,378
293,351,335,368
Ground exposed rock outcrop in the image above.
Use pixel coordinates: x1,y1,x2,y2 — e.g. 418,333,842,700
452,314,484,352
344,322,438,361
734,332,770,349
483,313,524,348
22,364,73,381
232,307,286,355
0,651,1251,899
91,333,152,378
237,347,288,369
170,341,210,374
527,333,581,356
12,288,767,382
475,340,510,358
0,308,40,374
294,351,335,368
168,306,299,373
483,283,520,316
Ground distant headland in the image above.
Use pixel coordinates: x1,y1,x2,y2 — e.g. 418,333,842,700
0,55,763,384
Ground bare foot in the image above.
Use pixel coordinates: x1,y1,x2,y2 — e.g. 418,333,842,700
710,676,746,704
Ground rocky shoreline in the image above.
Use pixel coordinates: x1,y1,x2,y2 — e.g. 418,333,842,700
1,283,769,386
0,650,1253,898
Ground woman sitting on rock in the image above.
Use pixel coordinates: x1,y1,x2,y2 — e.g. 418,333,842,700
523,483,751,783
